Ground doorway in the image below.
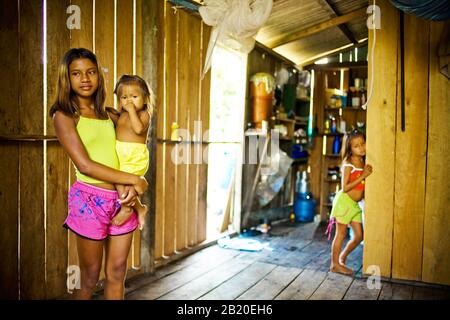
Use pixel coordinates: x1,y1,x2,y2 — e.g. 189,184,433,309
206,45,248,240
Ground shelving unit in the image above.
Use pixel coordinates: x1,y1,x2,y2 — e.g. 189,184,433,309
312,65,367,222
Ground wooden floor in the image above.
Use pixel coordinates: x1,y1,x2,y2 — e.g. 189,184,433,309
121,221,450,300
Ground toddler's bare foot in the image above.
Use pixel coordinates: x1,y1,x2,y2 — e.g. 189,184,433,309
330,263,353,275
137,204,148,230
111,207,133,226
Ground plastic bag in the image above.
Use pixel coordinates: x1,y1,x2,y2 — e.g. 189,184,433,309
199,0,273,77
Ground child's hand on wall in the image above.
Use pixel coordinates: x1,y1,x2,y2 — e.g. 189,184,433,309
362,164,373,178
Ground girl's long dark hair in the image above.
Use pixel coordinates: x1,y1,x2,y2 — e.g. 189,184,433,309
341,129,365,161
49,48,107,118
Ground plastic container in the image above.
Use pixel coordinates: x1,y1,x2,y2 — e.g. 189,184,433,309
294,193,316,222
250,73,275,128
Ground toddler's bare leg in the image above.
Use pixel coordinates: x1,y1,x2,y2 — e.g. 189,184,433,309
111,184,134,226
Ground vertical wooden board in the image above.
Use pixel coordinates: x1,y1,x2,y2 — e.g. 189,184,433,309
0,0,19,299
187,15,201,247
19,0,43,135
135,0,143,76
95,0,115,108
70,0,93,49
197,23,211,243
165,144,176,255
363,0,397,279
154,143,164,259
134,1,144,265
152,0,165,261
162,3,177,255
422,22,450,286
176,10,190,251
392,14,429,281
19,143,45,299
67,163,79,273
0,0,19,135
47,0,70,136
46,142,70,298
117,0,133,78
308,136,322,211
156,1,166,141
116,0,134,270
0,143,19,299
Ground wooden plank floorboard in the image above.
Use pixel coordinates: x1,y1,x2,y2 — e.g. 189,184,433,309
378,282,414,300
158,254,255,300
200,262,277,300
236,266,302,300
124,245,226,296
126,249,240,300
309,272,354,300
286,240,330,269
412,286,450,300
343,278,381,300
275,269,327,300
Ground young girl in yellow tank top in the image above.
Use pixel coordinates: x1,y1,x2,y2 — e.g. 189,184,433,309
108,75,153,230
50,48,148,299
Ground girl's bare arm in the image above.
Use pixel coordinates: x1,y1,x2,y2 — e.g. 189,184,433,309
124,103,150,135
53,111,148,195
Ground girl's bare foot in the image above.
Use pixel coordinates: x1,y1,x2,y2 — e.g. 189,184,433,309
111,207,133,226
136,204,148,230
330,264,353,275
339,253,347,265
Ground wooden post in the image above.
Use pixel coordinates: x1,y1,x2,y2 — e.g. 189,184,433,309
141,0,161,271
363,0,398,278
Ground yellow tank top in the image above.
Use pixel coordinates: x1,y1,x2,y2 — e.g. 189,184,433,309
75,116,119,184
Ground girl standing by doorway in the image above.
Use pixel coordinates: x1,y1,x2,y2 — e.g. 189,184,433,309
327,130,373,275
50,48,148,299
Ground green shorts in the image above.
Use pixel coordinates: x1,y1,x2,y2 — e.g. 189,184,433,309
330,191,362,225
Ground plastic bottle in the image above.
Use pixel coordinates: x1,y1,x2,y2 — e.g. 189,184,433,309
330,116,337,133
171,122,180,141
332,136,341,154
339,119,346,133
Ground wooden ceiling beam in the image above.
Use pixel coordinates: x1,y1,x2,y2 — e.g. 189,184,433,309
321,0,358,44
267,7,367,49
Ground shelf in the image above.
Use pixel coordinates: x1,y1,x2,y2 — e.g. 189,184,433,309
276,116,295,123
323,203,333,207
280,136,293,141
318,132,344,136
245,130,267,137
325,179,340,183
292,158,308,165
325,154,340,157
324,107,365,111
297,97,310,102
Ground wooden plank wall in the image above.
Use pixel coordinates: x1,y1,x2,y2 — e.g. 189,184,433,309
153,2,211,261
422,21,450,286
364,0,450,285
0,0,148,299
0,0,20,300
392,13,429,281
